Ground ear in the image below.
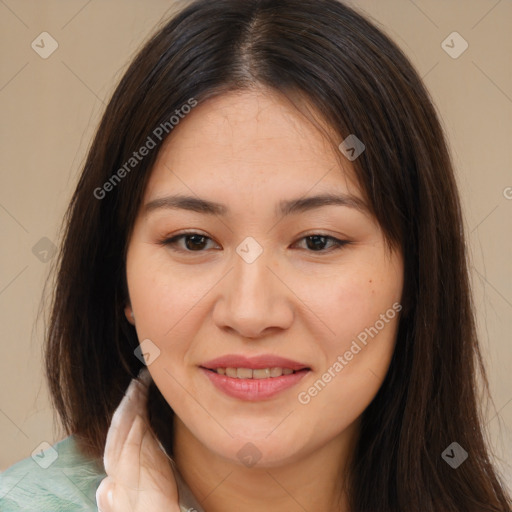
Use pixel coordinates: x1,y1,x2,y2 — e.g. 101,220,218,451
124,304,135,325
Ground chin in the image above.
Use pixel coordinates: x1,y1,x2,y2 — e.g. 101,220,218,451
204,434,305,469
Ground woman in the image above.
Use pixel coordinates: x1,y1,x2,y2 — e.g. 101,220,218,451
1,0,510,510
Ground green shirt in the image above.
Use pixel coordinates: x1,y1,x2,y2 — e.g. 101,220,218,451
0,435,203,511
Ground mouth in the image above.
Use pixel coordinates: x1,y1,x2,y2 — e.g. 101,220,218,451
199,355,311,401
202,367,309,378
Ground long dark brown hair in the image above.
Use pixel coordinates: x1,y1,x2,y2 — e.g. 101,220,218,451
44,0,511,510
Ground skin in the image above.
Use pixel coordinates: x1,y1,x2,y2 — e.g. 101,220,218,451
96,368,180,512
122,88,404,512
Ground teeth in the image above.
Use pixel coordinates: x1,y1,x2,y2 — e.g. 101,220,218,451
217,367,297,378
237,368,253,379
225,367,237,378
253,368,270,379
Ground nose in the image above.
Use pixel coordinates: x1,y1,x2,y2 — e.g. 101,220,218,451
212,247,294,340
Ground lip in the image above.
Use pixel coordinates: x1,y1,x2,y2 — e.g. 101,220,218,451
199,354,311,401
201,354,309,371
200,367,310,401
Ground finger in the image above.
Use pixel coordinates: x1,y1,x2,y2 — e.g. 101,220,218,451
139,425,178,496
137,366,152,390
125,416,181,507
104,379,140,474
114,413,150,489
132,370,151,421
104,372,152,474
111,372,150,436
96,476,114,512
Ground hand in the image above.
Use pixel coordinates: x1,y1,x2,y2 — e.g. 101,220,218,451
96,368,181,512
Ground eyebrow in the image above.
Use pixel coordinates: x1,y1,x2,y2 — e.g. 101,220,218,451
144,192,369,217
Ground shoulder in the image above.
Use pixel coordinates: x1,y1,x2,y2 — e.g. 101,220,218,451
0,435,106,511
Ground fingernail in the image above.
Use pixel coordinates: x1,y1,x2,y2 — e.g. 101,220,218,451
137,367,152,385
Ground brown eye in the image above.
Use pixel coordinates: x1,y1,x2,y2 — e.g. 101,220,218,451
182,234,209,251
294,234,349,252
160,232,218,252
160,232,349,254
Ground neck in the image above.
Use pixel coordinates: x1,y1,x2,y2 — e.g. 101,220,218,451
172,417,358,512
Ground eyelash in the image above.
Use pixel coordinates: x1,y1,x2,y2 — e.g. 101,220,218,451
158,231,350,254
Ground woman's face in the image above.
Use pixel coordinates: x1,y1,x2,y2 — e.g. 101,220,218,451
124,89,403,467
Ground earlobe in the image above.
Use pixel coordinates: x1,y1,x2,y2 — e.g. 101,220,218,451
124,304,135,325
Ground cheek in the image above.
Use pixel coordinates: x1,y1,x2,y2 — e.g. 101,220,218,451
126,253,205,398
302,261,401,350
125,249,192,355
296,255,402,409
129,264,176,333
296,312,399,443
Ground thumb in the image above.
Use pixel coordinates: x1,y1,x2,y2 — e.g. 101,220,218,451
96,475,115,512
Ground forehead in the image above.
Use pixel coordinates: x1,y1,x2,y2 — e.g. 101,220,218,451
144,89,362,206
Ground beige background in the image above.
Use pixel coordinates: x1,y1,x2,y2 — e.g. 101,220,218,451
1,0,511,491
